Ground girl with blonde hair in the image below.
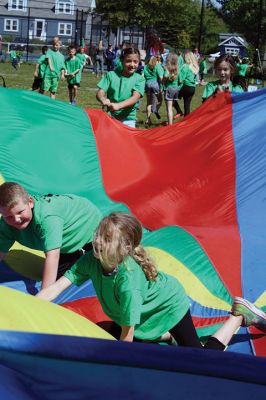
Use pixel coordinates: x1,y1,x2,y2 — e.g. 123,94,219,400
143,55,164,126
173,50,199,116
163,53,181,125
38,212,266,350
37,212,266,346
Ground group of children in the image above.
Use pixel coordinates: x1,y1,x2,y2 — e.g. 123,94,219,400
31,36,92,104
28,36,251,126
95,46,249,127
1,181,266,349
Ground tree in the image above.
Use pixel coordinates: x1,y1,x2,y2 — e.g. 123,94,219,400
96,0,229,52
216,0,266,51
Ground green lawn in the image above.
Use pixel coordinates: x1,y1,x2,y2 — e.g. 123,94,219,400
0,61,206,129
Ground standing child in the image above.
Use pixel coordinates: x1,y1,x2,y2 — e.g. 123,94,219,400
163,53,180,125
41,37,65,99
37,212,266,347
173,51,199,116
199,54,207,85
9,47,19,70
0,182,102,289
65,45,83,105
76,46,93,70
143,56,164,126
202,54,244,102
31,45,48,93
96,47,145,128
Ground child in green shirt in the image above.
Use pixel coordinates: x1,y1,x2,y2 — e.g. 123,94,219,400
0,182,102,289
37,212,266,346
65,45,83,105
202,54,245,101
9,47,19,70
41,37,66,99
32,45,48,92
96,48,145,128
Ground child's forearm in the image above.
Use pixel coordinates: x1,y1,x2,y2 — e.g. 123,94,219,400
36,276,72,301
110,92,141,111
96,89,110,106
42,248,60,289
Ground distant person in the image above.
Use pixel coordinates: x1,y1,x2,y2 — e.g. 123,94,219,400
31,45,48,93
163,53,180,125
105,44,115,71
202,54,245,101
76,46,93,70
199,54,207,85
9,46,19,70
143,56,164,126
64,45,83,105
94,40,105,77
173,50,199,116
41,37,65,99
96,47,145,128
0,182,102,289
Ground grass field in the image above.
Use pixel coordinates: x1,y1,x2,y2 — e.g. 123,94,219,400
0,61,206,129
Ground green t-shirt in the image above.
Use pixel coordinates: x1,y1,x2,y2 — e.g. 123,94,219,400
37,54,47,79
144,64,164,82
236,63,250,77
64,251,190,340
163,69,180,90
0,194,102,254
178,64,197,87
76,53,87,65
202,80,244,100
65,56,83,84
199,60,207,74
10,50,17,60
44,49,66,79
178,55,184,68
97,70,145,121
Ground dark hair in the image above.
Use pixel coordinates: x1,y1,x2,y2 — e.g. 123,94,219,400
68,45,76,52
120,47,140,61
214,54,237,75
42,45,48,54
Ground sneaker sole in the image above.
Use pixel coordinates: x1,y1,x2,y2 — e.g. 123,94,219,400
233,297,266,327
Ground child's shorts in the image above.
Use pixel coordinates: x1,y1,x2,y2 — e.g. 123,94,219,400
68,82,80,89
164,87,179,101
32,77,43,90
42,76,59,93
145,80,160,94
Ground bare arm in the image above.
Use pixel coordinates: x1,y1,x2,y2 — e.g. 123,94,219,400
108,91,141,112
96,88,111,107
41,248,60,289
120,326,135,342
48,57,54,72
34,63,40,77
36,276,72,301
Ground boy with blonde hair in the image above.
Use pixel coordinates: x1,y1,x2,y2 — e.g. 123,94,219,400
0,182,102,289
41,37,66,99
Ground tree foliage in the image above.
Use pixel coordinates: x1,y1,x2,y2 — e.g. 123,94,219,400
216,0,266,50
96,0,229,52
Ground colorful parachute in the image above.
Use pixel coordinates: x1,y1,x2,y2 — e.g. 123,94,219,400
0,86,266,397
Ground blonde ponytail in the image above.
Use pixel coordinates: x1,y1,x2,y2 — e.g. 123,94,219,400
132,245,158,281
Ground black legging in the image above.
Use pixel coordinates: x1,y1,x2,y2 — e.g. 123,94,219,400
107,311,225,350
174,85,196,116
169,311,225,350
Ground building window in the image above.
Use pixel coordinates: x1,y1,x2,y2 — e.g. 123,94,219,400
225,47,239,56
8,0,27,12
4,18,19,32
55,1,74,15
58,23,72,36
